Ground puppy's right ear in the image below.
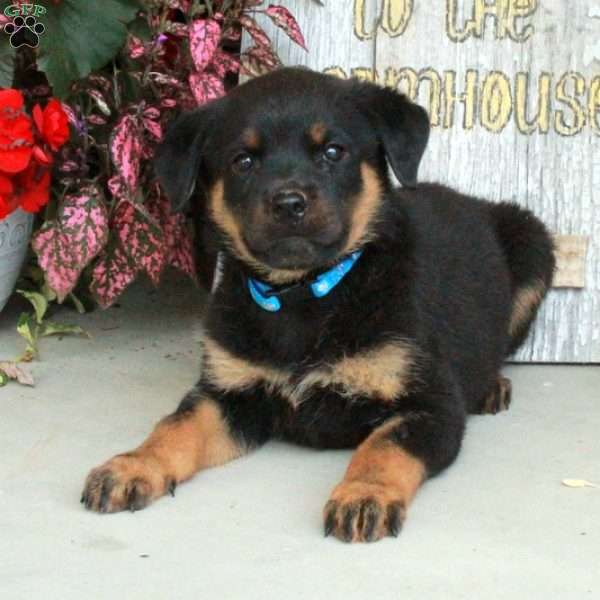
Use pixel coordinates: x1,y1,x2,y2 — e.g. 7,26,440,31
154,102,221,212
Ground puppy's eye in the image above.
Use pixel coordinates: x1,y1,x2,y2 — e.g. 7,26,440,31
323,143,345,162
232,152,254,174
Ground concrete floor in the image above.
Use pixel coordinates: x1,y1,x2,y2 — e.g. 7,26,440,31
0,273,598,600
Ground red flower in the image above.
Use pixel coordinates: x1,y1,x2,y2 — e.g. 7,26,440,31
14,160,51,214
32,98,70,151
0,89,34,174
0,173,17,219
0,159,52,219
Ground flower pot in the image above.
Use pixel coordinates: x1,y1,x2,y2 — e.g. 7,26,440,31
0,209,34,313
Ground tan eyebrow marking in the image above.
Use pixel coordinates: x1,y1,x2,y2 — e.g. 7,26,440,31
309,122,328,145
241,127,260,149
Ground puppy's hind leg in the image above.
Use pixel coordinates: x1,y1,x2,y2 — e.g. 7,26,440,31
475,374,512,415
488,202,555,355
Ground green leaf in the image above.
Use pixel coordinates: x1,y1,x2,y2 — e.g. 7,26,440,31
16,290,48,324
0,371,8,387
117,67,141,106
41,282,58,302
68,292,86,315
17,313,39,359
24,265,46,285
0,37,15,88
40,322,90,339
128,14,152,41
37,0,139,98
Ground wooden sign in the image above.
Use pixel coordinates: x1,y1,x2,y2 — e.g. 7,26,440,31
250,0,600,363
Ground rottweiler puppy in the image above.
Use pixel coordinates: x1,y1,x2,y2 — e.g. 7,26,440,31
82,67,555,543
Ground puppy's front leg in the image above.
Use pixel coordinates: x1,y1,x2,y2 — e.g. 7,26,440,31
324,398,465,543
82,385,272,513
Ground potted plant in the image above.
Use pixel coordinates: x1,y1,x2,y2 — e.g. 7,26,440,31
0,0,306,385
0,89,68,312
0,208,33,313
1,0,306,309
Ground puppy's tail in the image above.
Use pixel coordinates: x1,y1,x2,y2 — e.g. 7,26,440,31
488,202,556,355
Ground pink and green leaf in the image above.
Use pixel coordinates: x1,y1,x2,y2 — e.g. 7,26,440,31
210,49,240,77
189,18,221,72
89,241,138,309
239,15,272,48
113,200,166,286
143,117,163,140
128,35,146,58
265,5,307,50
60,102,78,127
241,45,281,76
167,218,196,280
142,106,161,120
148,191,197,281
189,72,225,106
32,186,109,302
110,114,143,194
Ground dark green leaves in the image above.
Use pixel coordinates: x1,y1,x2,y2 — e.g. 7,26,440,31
37,0,139,97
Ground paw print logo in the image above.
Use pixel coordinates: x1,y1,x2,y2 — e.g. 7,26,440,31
3,15,45,48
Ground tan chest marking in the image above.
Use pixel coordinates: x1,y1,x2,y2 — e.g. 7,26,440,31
202,337,419,405
202,336,289,393
291,341,417,403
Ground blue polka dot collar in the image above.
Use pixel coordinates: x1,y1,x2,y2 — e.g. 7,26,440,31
247,250,363,312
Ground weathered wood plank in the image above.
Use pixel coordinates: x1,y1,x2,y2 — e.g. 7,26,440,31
250,0,600,362
553,235,588,288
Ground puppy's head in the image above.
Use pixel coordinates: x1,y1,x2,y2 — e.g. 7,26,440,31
155,68,429,282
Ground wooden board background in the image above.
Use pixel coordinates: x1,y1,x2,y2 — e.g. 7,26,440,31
248,0,600,362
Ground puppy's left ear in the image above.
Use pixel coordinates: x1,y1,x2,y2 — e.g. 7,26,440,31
154,100,223,211
355,82,430,189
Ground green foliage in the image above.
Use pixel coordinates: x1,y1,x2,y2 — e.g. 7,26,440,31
0,37,15,88
15,289,89,362
37,0,139,97
17,289,48,325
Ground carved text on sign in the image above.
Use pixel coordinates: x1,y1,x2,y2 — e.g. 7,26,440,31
352,0,539,42
446,0,538,42
353,0,413,40
325,66,600,136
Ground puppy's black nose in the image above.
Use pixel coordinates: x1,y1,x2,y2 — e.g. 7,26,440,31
272,190,307,222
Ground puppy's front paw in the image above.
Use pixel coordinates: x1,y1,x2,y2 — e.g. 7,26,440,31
323,480,406,543
81,453,173,513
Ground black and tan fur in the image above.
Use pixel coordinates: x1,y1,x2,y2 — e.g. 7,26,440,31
82,68,555,543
